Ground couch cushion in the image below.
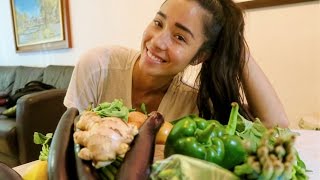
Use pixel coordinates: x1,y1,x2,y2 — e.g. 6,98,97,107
0,119,18,157
0,66,18,96
43,65,74,89
0,152,20,167
10,66,44,96
0,106,8,117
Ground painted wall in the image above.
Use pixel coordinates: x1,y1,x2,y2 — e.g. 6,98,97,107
244,2,320,128
0,0,319,127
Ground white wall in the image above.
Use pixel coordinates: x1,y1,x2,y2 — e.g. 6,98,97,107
244,1,320,128
0,0,319,127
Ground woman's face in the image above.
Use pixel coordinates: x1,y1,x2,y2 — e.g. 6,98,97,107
139,0,208,78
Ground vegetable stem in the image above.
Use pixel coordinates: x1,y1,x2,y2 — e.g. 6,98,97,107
225,102,239,135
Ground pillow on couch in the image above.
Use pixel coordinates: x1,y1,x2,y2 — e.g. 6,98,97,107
0,66,17,96
10,66,44,96
0,92,8,98
43,65,74,89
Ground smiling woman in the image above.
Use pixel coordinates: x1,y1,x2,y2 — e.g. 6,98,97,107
64,0,289,132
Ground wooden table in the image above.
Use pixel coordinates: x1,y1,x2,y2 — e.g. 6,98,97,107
13,130,320,179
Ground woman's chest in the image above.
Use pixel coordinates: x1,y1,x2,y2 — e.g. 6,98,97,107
131,93,165,113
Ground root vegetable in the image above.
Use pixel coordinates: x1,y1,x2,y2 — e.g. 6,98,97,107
73,111,138,168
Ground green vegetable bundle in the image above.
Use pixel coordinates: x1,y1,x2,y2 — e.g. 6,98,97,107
235,120,308,180
234,129,308,180
97,157,123,180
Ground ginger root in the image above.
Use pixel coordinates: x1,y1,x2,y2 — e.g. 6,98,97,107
73,111,138,168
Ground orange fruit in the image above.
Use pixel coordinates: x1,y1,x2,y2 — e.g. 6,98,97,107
156,121,173,145
128,111,148,128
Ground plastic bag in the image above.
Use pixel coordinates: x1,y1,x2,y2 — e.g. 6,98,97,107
150,154,239,180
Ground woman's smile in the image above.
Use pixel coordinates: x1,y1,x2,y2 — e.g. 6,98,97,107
146,48,167,64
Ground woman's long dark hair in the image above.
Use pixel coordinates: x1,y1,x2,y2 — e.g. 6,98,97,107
195,0,252,124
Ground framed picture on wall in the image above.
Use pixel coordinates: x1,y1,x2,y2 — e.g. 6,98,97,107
10,0,71,52
235,0,318,10
234,0,318,9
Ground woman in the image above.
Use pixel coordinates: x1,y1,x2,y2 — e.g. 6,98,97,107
64,0,289,128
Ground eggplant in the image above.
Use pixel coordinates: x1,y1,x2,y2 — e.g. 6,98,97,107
0,162,22,180
116,111,164,180
48,108,79,180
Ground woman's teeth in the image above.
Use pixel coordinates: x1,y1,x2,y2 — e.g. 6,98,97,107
147,50,164,63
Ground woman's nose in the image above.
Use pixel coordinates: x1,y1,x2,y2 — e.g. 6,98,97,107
151,31,170,51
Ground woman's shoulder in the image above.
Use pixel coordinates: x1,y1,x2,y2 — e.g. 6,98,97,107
80,45,138,61
76,45,139,70
106,45,140,69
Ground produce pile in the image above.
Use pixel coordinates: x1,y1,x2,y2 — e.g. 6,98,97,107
72,99,308,180
159,102,308,180
74,99,170,179
21,99,308,180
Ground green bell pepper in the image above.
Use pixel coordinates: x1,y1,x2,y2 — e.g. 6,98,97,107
164,102,246,169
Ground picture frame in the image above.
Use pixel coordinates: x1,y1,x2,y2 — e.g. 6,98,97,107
235,0,318,10
10,0,71,52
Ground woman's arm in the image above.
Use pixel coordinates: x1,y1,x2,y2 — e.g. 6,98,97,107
242,55,289,128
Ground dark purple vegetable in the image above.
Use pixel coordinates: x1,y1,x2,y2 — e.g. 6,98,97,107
0,162,22,180
116,111,164,180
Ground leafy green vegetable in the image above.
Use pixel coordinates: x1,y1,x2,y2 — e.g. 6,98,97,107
33,132,53,161
234,130,302,179
235,114,308,179
92,99,133,122
236,115,267,153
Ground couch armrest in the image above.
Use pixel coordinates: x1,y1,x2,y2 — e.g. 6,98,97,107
15,89,67,164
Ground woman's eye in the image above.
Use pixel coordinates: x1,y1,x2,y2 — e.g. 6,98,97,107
175,35,186,43
153,20,162,27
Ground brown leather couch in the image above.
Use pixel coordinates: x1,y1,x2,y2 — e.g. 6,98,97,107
0,65,74,167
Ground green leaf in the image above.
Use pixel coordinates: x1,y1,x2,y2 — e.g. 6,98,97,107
33,132,53,160
39,144,50,161
236,115,268,152
92,99,132,122
141,103,147,115
34,132,48,145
